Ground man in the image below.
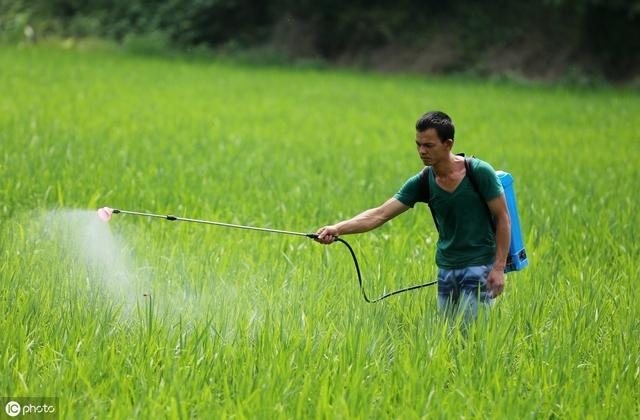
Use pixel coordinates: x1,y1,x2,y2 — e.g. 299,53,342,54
316,111,510,320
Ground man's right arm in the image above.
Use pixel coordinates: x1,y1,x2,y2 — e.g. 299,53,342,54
315,198,409,244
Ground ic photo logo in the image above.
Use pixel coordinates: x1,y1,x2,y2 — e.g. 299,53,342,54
2,398,58,418
4,401,20,417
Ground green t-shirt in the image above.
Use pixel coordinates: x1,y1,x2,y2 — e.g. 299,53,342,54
394,158,504,269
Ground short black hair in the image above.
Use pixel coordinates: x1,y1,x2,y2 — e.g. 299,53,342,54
415,111,454,143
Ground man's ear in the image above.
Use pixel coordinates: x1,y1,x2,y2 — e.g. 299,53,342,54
445,138,454,150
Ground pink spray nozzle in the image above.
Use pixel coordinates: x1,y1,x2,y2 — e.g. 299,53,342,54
97,207,114,221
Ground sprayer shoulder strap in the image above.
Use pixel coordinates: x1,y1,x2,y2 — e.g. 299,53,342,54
464,156,497,232
463,156,481,195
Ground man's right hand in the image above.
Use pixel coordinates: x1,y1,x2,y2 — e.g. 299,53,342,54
315,225,339,244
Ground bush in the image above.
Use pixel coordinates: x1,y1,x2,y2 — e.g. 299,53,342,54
1,0,638,81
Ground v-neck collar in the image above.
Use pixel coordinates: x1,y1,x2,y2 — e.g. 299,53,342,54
430,168,468,195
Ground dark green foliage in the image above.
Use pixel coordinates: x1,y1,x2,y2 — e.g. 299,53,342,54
2,0,638,79
580,3,640,79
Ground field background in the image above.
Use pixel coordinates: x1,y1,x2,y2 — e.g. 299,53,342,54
1,45,639,418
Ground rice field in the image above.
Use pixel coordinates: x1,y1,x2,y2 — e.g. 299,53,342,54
1,45,639,418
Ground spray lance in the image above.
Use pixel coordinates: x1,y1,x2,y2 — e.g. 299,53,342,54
97,207,436,303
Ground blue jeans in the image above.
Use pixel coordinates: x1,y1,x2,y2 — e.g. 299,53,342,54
437,264,494,322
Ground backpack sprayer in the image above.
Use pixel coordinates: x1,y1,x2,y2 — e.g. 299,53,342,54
421,156,528,273
496,171,528,272
96,167,527,303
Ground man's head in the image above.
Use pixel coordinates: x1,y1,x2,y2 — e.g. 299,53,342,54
415,111,455,166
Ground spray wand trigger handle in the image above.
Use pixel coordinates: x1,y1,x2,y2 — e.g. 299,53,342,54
166,215,177,221
306,233,319,239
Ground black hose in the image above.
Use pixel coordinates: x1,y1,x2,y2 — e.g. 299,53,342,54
308,234,437,303
112,209,437,303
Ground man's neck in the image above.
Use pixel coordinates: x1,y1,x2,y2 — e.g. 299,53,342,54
432,153,458,177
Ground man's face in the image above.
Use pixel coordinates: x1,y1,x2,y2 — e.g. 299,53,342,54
415,128,452,166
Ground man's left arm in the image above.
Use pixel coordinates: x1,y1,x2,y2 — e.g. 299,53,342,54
487,194,511,298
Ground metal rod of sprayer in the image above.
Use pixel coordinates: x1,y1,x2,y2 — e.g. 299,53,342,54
112,209,318,239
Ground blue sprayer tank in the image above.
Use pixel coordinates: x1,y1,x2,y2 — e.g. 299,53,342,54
496,171,528,273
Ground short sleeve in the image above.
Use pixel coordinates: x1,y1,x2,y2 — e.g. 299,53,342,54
472,159,503,202
393,172,423,208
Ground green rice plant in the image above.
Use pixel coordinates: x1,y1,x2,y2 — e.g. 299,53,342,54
0,45,638,418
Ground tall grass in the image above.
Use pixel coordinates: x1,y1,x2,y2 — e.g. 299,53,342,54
1,45,638,418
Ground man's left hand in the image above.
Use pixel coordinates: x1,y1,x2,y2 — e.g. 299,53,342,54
486,268,505,298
